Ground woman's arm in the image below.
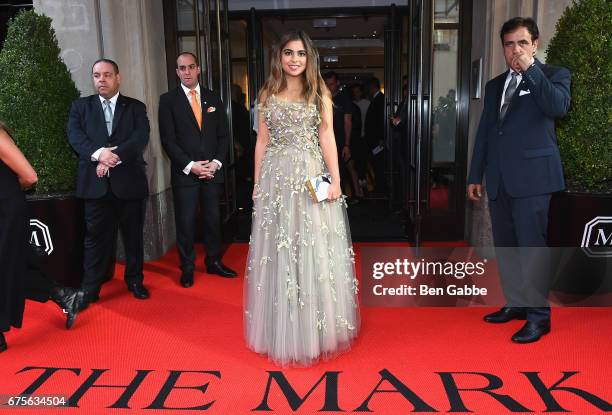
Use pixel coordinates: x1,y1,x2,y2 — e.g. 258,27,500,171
0,129,38,189
318,94,342,200
252,96,270,199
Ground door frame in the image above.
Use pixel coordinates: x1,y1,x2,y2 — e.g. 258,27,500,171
224,1,473,242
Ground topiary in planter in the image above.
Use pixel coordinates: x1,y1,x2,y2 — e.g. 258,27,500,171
0,10,80,194
546,0,612,193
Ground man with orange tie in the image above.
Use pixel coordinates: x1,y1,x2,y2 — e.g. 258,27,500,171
159,52,237,287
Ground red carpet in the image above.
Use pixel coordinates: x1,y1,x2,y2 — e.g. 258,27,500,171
1,243,610,414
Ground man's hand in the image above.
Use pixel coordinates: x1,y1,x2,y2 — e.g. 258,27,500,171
99,148,120,167
391,116,401,126
342,145,351,162
467,184,483,202
96,162,109,178
512,50,534,73
199,161,219,180
190,160,218,180
189,160,208,177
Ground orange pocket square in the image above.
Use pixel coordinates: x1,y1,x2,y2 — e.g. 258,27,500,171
207,106,216,113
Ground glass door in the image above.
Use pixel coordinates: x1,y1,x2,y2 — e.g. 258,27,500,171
420,0,471,240
404,0,471,243
405,0,433,245
384,4,403,210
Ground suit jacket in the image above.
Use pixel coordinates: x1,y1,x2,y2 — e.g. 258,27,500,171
158,86,229,186
468,59,571,199
364,91,385,149
67,94,150,199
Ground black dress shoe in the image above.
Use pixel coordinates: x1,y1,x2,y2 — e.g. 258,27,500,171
50,286,84,329
511,321,551,343
206,260,238,278
127,282,150,299
0,333,7,353
180,273,194,288
77,291,100,312
484,307,527,323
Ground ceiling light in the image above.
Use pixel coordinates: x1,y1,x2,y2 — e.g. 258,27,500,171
313,18,336,28
323,56,339,63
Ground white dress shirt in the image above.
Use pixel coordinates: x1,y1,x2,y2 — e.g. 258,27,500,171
354,98,370,136
500,70,522,112
500,57,534,112
91,92,120,161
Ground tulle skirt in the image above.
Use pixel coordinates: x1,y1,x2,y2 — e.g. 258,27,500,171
244,145,360,366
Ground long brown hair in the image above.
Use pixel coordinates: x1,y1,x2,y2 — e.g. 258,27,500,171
259,30,328,116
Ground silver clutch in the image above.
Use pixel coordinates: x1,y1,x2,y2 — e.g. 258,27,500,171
305,173,331,202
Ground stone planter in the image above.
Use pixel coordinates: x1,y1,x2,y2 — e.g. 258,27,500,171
547,191,612,300
26,193,117,288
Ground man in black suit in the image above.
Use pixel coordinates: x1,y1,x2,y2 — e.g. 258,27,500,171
364,77,386,193
159,52,237,287
468,17,571,343
67,59,150,309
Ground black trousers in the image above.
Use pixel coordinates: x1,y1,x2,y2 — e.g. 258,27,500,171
82,191,145,294
488,180,552,324
173,182,221,275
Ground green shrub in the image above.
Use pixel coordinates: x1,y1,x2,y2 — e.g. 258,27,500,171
0,10,80,194
546,0,612,193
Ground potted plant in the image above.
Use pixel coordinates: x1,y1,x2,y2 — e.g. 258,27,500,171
0,10,83,287
545,0,611,298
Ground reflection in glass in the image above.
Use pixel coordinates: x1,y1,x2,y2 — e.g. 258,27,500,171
430,4,459,214
434,0,459,23
230,20,247,58
431,28,458,164
177,0,194,31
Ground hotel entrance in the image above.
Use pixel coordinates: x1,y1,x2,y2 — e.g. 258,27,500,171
162,0,472,243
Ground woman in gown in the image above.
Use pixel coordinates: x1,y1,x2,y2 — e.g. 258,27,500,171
0,121,82,352
244,30,360,366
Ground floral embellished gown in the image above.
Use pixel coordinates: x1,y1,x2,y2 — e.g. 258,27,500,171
244,95,360,366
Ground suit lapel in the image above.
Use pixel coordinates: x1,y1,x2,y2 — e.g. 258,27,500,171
200,89,210,124
177,87,202,132
111,94,126,135
92,95,110,138
503,78,528,122
495,71,507,124
499,59,541,124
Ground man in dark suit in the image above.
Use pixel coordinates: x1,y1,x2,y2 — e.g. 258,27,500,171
364,77,386,193
159,52,237,287
467,17,571,343
67,59,150,309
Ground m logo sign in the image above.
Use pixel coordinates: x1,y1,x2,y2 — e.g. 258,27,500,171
29,219,54,255
581,216,612,258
